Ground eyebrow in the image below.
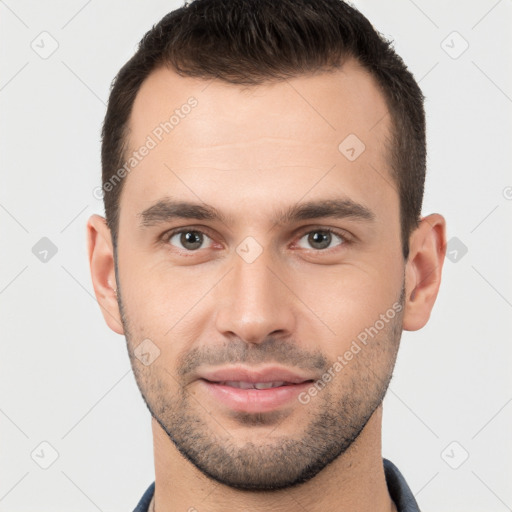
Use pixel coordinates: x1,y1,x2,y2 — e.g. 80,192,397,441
138,196,375,228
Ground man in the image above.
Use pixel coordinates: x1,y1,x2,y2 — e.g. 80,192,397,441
87,0,446,510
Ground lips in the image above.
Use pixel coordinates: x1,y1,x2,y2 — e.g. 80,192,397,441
198,366,314,385
217,381,289,389
196,366,315,413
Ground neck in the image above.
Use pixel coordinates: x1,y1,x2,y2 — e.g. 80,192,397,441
151,405,396,512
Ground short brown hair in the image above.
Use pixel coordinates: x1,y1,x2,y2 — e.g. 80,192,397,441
101,0,426,260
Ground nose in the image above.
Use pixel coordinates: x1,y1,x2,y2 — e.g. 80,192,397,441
214,245,297,345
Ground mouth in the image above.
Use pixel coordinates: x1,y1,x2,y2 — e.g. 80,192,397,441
209,380,304,390
195,366,316,413
197,365,315,385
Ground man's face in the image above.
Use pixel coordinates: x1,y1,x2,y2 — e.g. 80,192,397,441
114,61,405,489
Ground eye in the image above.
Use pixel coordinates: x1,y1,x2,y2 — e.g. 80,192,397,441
296,228,346,251
166,229,214,251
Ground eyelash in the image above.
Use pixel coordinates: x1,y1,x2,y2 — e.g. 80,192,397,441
160,226,353,254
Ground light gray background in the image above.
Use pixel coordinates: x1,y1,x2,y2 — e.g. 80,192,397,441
1,1,511,511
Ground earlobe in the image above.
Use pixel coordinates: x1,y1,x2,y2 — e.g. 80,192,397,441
402,213,447,331
86,214,124,335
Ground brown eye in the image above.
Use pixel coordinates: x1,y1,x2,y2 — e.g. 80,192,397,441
297,229,345,251
167,230,213,251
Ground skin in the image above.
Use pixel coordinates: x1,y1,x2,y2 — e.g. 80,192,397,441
87,59,446,512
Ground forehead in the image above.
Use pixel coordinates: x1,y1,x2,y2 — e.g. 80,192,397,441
120,60,395,224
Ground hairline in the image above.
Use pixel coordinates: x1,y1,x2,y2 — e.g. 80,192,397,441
110,61,411,260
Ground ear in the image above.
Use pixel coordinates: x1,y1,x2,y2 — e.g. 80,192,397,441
86,214,124,335
402,213,447,331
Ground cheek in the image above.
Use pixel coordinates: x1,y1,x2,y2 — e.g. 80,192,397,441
290,261,402,340
117,256,215,369
116,242,187,325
